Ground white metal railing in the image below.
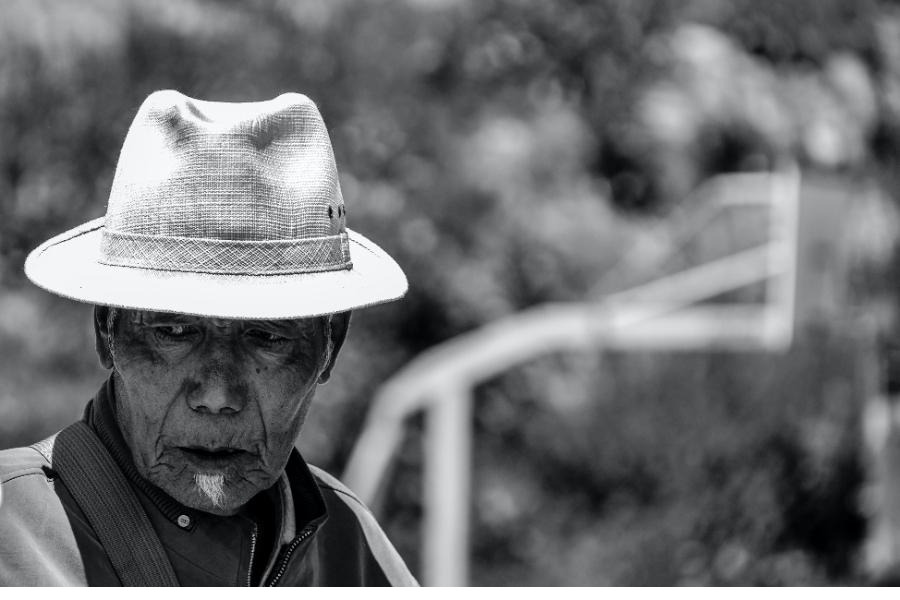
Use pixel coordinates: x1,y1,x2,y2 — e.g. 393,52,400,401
343,166,800,586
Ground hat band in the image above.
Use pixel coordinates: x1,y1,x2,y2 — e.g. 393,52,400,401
99,228,352,275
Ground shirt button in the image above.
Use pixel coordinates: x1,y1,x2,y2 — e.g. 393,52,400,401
177,514,191,529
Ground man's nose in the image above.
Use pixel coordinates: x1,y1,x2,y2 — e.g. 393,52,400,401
187,365,245,415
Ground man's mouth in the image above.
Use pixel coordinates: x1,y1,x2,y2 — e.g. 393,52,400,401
177,446,251,468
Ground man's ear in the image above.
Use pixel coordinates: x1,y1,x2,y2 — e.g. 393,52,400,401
319,311,351,383
94,306,114,370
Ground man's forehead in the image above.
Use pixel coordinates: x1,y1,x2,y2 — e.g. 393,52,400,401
120,309,321,331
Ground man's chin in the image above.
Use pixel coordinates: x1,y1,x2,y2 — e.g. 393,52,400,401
142,448,275,515
176,479,249,515
187,495,242,516
146,468,254,516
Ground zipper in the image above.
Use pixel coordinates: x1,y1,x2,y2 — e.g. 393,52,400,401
246,524,258,587
266,527,315,587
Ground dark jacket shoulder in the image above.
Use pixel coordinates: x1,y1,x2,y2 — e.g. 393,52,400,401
307,466,418,587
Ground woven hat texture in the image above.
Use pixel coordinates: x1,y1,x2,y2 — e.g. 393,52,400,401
25,90,407,319
104,90,350,274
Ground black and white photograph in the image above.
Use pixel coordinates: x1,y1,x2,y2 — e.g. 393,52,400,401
0,0,898,588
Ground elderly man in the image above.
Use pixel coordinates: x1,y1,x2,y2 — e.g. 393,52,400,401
0,91,416,586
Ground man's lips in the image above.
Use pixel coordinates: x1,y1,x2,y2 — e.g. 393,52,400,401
175,446,255,469
185,446,243,456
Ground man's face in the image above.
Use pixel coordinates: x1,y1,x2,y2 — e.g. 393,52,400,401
97,308,345,516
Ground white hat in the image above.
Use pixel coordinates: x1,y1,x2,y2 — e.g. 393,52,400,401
25,90,407,319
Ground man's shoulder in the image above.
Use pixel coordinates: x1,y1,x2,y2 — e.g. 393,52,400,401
305,464,419,587
307,464,366,506
0,440,88,586
0,440,57,515
306,464,387,535
306,464,378,533
0,441,52,484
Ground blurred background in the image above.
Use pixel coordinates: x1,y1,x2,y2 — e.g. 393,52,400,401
3,0,900,586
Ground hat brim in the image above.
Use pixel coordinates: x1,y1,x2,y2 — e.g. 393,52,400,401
25,218,408,320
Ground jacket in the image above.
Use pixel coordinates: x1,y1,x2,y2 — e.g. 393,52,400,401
0,380,417,586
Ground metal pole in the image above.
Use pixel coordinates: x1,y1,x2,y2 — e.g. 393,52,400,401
765,165,799,347
423,383,472,586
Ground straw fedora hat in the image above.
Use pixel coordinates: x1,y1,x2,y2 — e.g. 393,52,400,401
25,90,407,320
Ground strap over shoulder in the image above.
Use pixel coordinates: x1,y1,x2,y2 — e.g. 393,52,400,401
50,421,179,586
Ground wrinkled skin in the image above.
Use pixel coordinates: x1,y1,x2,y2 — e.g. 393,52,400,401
93,306,349,516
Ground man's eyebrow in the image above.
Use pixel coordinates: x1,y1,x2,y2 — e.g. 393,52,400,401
129,312,318,334
244,319,317,334
132,311,199,324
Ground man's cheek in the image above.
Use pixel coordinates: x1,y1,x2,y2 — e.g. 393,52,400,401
118,368,182,451
259,394,305,440
261,428,299,471
129,390,168,462
262,393,314,460
258,392,306,445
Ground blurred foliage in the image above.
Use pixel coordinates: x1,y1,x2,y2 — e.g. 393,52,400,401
2,0,900,586
469,328,867,585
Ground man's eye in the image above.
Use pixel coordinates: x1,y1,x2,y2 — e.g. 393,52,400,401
153,324,197,340
246,329,290,345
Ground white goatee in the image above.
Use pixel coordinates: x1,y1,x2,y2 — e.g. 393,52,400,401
193,472,226,508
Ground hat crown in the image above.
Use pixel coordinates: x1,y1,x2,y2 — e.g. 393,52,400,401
106,90,346,242
98,91,351,275
25,90,408,320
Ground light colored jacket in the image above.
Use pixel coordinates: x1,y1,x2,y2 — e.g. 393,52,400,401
0,440,417,586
